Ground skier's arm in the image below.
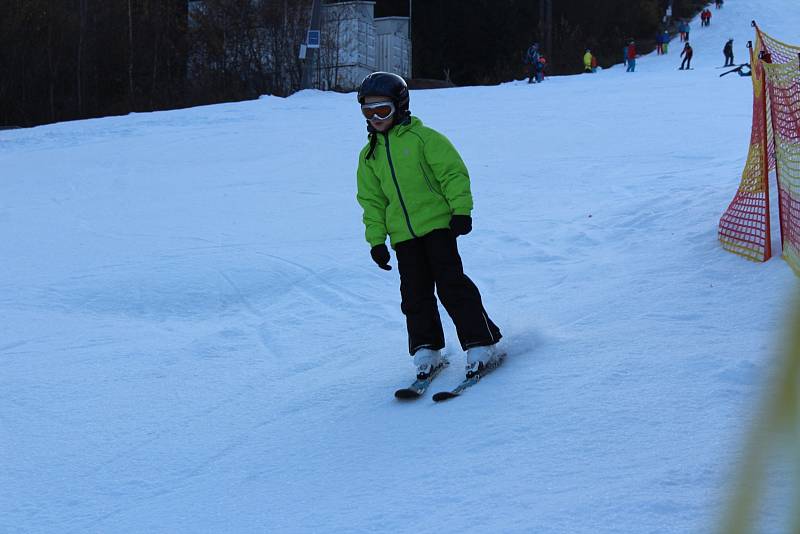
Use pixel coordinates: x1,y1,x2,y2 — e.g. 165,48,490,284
423,130,473,216
356,157,390,246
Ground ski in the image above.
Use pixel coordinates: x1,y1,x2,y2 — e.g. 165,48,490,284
432,353,506,402
394,360,448,400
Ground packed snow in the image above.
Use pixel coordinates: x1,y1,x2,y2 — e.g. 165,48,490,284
1,1,797,532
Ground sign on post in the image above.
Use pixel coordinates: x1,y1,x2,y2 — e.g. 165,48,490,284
307,30,321,49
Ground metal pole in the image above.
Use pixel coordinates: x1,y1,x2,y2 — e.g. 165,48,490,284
408,0,412,78
539,0,544,36
301,0,322,90
545,0,552,57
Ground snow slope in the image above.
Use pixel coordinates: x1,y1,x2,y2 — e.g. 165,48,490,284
1,1,798,532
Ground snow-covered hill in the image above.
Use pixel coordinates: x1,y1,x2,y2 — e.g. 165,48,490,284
1,1,797,532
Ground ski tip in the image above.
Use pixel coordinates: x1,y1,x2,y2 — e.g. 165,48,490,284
395,388,423,400
432,391,459,402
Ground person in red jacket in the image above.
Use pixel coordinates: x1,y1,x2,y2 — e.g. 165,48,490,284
626,39,637,72
537,54,547,82
702,9,712,27
680,42,693,70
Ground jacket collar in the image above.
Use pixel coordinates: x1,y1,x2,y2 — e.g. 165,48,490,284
368,115,419,140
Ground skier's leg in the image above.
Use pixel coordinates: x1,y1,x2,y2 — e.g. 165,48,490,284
423,229,501,351
395,237,446,355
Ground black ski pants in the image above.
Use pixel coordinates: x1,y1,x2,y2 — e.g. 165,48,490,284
394,229,501,355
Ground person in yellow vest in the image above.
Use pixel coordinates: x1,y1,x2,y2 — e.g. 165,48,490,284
583,48,595,73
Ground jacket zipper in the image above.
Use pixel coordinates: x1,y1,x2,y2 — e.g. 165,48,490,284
384,133,417,239
421,166,446,200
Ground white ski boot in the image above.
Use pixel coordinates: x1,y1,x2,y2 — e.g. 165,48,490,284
413,348,444,379
465,343,503,378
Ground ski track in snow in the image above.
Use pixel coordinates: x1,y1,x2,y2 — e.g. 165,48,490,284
1,1,798,532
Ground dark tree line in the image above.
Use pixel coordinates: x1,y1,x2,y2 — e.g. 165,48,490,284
0,0,311,128
1,0,710,128
0,0,189,127
187,0,309,104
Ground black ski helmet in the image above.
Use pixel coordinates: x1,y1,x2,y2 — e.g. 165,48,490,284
357,72,410,119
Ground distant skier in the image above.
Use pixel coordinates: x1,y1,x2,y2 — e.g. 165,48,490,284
525,43,540,84
701,9,712,27
583,48,595,73
355,72,503,383
625,40,637,72
715,0,724,8
662,31,670,54
723,39,735,67
656,32,665,55
679,21,690,42
680,42,693,70
536,53,547,82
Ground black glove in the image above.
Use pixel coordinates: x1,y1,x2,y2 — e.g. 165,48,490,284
449,214,472,236
370,244,392,271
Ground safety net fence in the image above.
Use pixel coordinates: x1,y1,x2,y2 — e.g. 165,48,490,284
718,23,800,275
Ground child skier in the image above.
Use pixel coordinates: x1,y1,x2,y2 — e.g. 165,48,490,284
537,54,547,82
355,72,503,382
680,42,693,70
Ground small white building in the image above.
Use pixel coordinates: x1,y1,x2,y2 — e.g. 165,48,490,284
314,1,411,91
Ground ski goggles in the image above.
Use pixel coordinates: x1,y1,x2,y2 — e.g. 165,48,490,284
361,101,395,121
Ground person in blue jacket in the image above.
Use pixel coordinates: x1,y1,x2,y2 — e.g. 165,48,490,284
525,43,540,84
679,21,690,42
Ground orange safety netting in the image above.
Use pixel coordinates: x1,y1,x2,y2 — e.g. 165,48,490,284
763,41,800,274
719,25,800,273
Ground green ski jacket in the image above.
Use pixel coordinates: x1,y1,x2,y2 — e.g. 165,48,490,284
356,116,473,248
